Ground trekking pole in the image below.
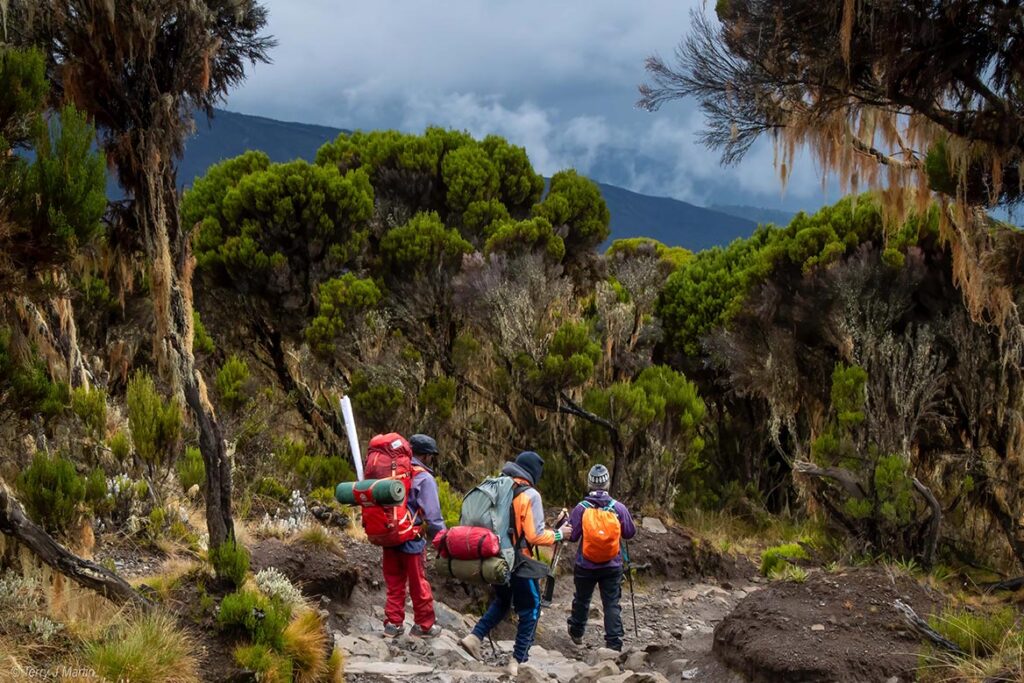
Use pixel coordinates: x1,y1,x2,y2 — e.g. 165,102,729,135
622,540,639,638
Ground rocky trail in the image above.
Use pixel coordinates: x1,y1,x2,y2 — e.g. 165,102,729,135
222,517,940,683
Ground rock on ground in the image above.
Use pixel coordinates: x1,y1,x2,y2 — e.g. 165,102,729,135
250,537,363,602
712,567,942,682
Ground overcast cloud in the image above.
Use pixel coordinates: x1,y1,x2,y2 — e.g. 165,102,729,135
227,1,835,211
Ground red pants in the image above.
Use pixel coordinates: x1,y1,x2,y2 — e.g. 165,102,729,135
382,548,435,629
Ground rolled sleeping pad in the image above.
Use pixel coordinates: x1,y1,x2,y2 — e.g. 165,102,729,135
335,479,405,506
434,556,510,585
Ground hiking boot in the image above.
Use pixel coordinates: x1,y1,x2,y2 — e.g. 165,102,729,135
383,622,404,638
410,623,442,638
569,631,584,646
459,633,483,660
503,658,519,678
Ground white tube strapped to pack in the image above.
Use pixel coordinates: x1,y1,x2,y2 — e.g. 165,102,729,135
340,395,364,481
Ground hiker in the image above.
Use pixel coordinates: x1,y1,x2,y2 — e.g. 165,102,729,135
460,451,571,677
381,433,446,638
565,464,637,651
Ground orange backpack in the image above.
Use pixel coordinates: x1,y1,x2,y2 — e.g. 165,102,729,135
580,500,622,563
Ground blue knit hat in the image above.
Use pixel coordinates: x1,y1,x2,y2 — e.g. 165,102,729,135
409,434,438,456
515,451,545,486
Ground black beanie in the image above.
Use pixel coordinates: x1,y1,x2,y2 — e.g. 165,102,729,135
515,451,544,486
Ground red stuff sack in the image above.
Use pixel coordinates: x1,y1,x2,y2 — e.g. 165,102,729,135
359,433,422,547
433,526,501,560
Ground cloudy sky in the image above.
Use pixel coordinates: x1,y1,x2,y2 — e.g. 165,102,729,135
227,1,837,212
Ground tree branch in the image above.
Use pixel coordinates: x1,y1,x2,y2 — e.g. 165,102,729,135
0,480,149,607
792,460,868,499
894,599,966,657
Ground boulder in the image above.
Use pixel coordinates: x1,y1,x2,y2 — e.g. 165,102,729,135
519,665,554,683
342,661,434,676
621,650,647,671
572,660,620,683
640,517,667,534
587,647,621,665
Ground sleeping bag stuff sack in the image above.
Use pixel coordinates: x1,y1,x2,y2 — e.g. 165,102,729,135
335,479,406,506
432,526,501,560
433,556,510,585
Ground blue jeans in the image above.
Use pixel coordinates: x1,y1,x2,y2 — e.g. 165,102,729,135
471,576,541,663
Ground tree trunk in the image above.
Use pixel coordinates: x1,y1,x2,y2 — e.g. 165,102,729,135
137,162,233,550
912,477,942,567
0,480,147,607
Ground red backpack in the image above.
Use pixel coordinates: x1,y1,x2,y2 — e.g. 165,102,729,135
360,433,423,546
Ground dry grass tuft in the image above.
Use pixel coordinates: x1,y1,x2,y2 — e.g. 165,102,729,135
283,609,328,682
85,611,200,683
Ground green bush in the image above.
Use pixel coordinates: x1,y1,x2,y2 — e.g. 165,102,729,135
348,371,404,433
759,542,808,577
85,468,109,514
436,479,462,528
193,311,216,354
176,446,206,494
16,451,85,535
297,456,354,490
255,476,289,502
71,386,107,437
218,589,290,649
419,376,457,422
209,538,250,588
215,355,251,411
0,329,69,418
233,642,293,682
108,431,131,464
126,371,182,479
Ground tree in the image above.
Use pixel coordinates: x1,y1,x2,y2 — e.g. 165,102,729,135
11,0,275,552
640,0,1024,323
0,47,106,389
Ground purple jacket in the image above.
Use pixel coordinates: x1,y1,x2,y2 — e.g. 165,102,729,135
396,457,447,554
568,490,637,570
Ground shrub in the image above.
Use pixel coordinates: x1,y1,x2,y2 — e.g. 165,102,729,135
215,354,251,411
192,311,215,354
437,478,462,528
86,611,200,683
218,590,291,649
348,371,404,433
255,476,290,502
71,386,107,437
233,643,293,683
176,446,206,494
108,430,131,464
254,568,306,610
85,467,108,511
296,455,354,490
419,376,457,422
759,543,808,577
126,371,182,480
16,451,85,535
283,609,328,682
209,538,250,588
769,564,808,583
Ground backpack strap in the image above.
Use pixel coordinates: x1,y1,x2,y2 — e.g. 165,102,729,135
580,501,593,510
604,499,617,512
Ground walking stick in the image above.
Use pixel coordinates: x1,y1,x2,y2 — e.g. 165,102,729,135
542,508,569,606
622,540,639,638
